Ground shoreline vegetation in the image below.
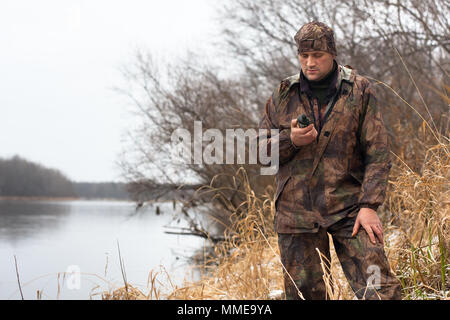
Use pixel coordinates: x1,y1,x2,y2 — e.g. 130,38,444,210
102,133,449,300
101,84,449,300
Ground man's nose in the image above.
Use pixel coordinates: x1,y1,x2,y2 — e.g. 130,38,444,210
306,57,316,67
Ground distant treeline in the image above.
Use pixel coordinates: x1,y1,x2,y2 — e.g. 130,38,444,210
72,182,129,200
0,155,130,199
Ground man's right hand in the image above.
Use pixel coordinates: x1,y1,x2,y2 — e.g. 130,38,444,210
290,119,318,147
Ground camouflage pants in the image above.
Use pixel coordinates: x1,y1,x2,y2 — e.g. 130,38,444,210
277,214,403,300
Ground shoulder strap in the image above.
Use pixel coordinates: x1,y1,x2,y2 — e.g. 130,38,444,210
321,65,355,125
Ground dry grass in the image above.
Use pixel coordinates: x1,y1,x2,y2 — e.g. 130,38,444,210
383,137,449,299
102,138,448,300
167,168,284,300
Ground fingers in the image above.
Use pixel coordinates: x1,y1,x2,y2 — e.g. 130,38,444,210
373,224,384,245
353,222,384,245
351,219,360,237
363,224,377,244
292,123,314,134
291,122,315,144
302,123,315,131
378,224,383,234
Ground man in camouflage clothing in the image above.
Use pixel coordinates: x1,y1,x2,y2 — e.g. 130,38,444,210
258,21,402,300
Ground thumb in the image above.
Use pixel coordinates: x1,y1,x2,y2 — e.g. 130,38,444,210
291,118,298,128
352,218,360,237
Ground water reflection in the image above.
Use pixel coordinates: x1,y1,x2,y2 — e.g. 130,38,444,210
0,200,71,244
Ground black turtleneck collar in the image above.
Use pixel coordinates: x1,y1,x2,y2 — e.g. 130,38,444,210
309,61,337,86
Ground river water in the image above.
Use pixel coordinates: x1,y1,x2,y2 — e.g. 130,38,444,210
0,199,209,300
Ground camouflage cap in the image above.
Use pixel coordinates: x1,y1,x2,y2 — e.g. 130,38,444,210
294,21,337,56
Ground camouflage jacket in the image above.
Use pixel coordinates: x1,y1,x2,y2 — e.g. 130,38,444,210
258,64,392,233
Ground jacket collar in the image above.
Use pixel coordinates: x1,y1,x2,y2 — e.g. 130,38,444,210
284,63,354,94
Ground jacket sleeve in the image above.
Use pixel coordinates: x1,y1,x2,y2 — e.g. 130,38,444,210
357,83,392,211
258,92,300,167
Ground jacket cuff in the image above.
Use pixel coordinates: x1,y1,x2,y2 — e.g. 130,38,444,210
358,203,379,211
280,129,301,150
290,139,302,150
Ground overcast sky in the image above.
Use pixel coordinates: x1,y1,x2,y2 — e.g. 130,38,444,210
0,0,219,182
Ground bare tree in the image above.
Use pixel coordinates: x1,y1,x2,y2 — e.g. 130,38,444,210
117,51,274,236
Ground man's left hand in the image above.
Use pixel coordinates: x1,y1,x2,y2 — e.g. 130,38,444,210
351,207,384,245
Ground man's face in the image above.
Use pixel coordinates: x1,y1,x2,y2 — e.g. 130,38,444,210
298,51,335,81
